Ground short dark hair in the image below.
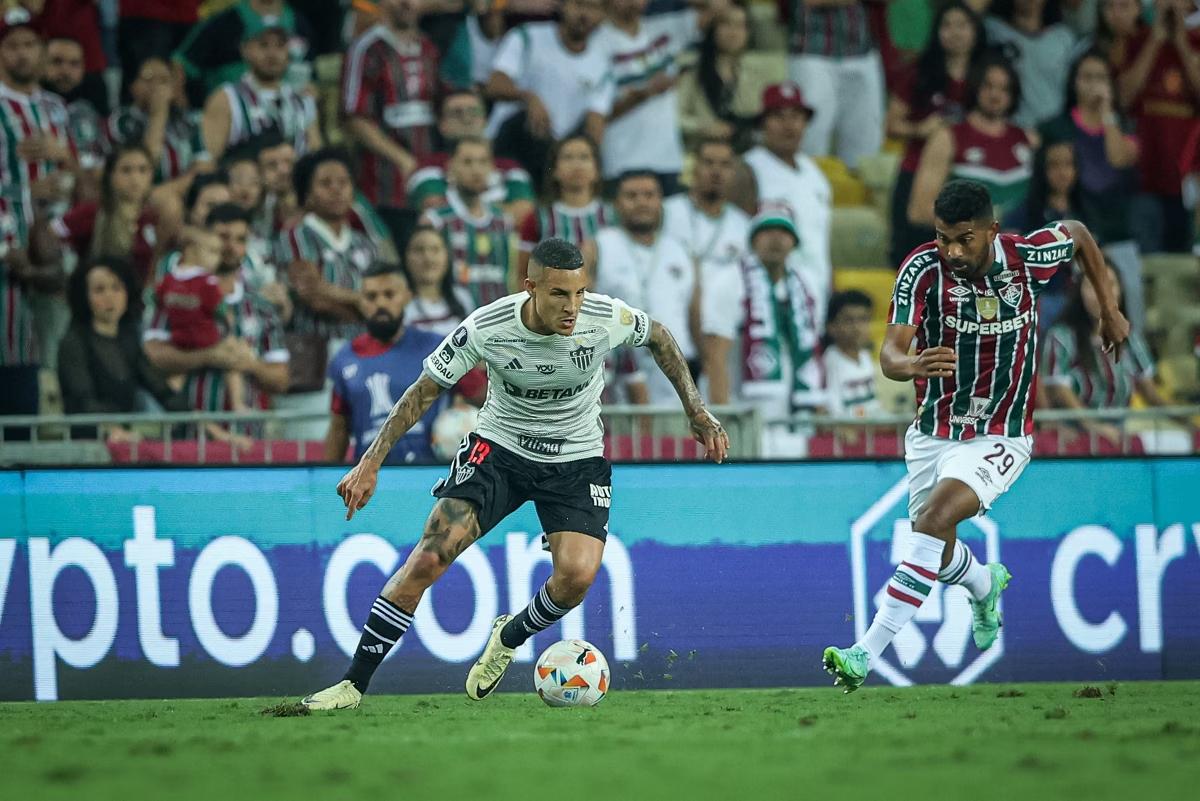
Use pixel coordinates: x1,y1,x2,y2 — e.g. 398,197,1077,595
693,133,734,157
363,261,406,281
450,135,491,157
615,169,661,192
68,257,139,327
827,290,874,323
205,202,252,228
293,147,354,206
185,171,229,213
530,238,584,271
933,179,994,225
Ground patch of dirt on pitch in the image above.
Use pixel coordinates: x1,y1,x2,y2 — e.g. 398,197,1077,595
1073,686,1104,699
996,689,1025,698
260,702,311,717
1044,707,1069,719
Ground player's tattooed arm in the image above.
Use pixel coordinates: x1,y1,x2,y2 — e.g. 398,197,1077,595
647,320,730,463
362,373,446,466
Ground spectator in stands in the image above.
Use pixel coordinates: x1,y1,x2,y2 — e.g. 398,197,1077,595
145,203,290,444
700,208,822,455
887,1,986,264
325,262,448,464
1117,0,1200,253
275,148,378,438
407,89,535,228
785,0,885,168
1092,0,1142,64
598,0,704,194
591,171,697,405
117,0,200,102
486,0,611,189
985,0,1078,127
744,82,833,323
678,0,760,152
823,290,880,419
517,133,613,279
662,136,749,342
342,0,443,218
53,144,161,290
173,0,314,110
25,0,109,115
1043,261,1167,441
1042,49,1146,329
256,130,300,240
144,172,234,288
0,10,75,379
466,0,507,89
421,136,516,307
58,257,188,439
201,17,321,163
401,226,474,335
42,36,104,199
909,57,1037,228
1005,140,1085,327
107,55,210,194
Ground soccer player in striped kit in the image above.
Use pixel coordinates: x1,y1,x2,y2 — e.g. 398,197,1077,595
823,179,1130,692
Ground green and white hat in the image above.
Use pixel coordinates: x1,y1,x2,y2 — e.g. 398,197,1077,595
748,206,800,247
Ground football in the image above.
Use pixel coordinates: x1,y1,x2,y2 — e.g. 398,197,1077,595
431,404,480,461
534,639,610,707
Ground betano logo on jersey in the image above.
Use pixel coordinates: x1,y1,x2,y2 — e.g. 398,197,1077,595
945,310,1032,335
502,380,589,400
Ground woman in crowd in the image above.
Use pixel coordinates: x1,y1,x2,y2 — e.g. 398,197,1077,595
58,257,190,441
985,0,1077,126
401,226,474,336
53,145,164,289
1042,261,1168,442
677,0,760,152
1092,0,1143,64
517,134,613,280
886,1,986,263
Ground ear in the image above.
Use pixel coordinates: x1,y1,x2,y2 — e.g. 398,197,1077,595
523,277,535,295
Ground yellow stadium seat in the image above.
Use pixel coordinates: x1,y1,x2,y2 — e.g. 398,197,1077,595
830,206,888,269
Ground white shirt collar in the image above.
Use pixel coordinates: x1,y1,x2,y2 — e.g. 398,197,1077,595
303,212,353,252
170,264,210,281
447,187,495,226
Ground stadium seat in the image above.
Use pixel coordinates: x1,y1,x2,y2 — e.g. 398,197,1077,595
830,207,888,269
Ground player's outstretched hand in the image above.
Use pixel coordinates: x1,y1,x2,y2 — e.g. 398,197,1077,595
912,346,956,378
690,408,730,464
1099,310,1131,361
337,460,380,521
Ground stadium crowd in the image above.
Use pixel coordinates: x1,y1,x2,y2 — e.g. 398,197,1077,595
0,0,1197,462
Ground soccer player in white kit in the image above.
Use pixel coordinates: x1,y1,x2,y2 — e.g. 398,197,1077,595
302,238,729,709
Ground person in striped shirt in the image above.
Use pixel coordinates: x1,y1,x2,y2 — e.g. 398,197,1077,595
1042,260,1167,442
517,133,612,281
823,179,1130,693
421,136,516,308
201,15,321,163
106,55,209,192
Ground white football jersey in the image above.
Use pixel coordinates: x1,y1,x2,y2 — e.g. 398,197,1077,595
823,347,881,419
423,292,651,462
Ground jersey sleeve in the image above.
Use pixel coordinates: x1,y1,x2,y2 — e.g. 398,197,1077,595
423,317,483,388
142,279,172,343
700,265,746,340
328,350,349,415
490,26,529,81
1017,221,1075,285
889,249,938,326
341,40,375,117
1040,325,1075,386
597,294,651,349
502,164,535,202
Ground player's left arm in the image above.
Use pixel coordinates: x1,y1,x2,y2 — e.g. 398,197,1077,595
646,319,730,463
1061,220,1130,359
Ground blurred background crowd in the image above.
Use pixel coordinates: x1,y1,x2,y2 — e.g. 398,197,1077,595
0,0,1198,463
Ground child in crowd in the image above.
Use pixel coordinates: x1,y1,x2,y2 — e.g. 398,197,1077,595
823,290,881,419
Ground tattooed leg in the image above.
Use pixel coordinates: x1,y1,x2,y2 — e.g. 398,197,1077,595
380,498,482,612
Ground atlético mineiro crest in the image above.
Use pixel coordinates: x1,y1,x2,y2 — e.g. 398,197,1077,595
570,344,595,370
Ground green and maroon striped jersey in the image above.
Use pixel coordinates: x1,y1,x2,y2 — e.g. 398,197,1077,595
889,222,1075,440
518,200,614,253
105,105,207,182
0,194,36,366
0,82,75,223
1042,325,1154,409
144,278,288,411
421,189,515,307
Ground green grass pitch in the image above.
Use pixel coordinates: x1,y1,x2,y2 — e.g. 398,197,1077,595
2,682,1198,800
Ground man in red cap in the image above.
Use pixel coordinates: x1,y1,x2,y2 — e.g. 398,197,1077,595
0,6,72,422
743,81,832,327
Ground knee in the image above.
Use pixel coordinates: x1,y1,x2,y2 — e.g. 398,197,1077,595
552,559,600,605
913,507,957,538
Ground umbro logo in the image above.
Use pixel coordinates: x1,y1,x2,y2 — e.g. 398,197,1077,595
948,285,971,303
504,358,522,370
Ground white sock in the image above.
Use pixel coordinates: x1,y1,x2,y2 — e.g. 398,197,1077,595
938,540,993,600
855,531,944,662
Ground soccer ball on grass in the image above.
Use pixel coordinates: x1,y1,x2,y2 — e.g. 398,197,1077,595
534,639,610,707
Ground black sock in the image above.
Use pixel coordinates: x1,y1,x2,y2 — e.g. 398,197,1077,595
500,584,571,649
343,596,413,693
